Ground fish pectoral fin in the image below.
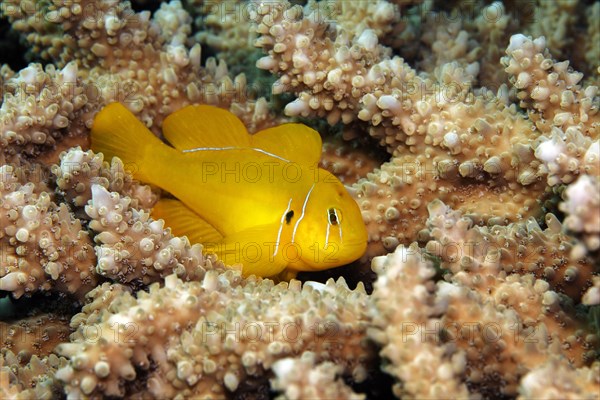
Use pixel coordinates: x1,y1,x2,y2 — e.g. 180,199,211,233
151,198,223,244
205,224,288,278
251,123,322,165
161,105,250,151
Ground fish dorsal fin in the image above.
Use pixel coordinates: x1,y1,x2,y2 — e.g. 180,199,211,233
151,198,223,244
162,105,250,151
163,104,323,165
251,124,322,165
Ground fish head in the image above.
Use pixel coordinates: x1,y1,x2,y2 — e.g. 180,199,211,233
287,169,367,271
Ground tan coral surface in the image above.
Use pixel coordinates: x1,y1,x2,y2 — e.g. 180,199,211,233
0,0,598,398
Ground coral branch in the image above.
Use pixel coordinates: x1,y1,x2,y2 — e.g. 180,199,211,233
52,147,157,211
85,184,220,284
271,351,366,400
55,272,373,398
1,351,67,400
370,237,597,398
0,163,96,299
369,244,470,399
425,200,596,301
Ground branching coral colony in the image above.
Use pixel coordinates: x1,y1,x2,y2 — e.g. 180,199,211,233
0,0,598,399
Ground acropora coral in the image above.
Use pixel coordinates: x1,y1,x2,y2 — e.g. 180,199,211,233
0,0,598,399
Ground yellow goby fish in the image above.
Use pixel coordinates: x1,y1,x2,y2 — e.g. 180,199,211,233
91,103,367,278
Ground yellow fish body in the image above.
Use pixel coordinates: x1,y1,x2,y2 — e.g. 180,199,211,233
91,103,367,278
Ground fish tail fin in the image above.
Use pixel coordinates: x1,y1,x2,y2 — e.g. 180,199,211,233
91,103,165,182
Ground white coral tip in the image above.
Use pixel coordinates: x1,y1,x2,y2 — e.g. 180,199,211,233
507,34,530,52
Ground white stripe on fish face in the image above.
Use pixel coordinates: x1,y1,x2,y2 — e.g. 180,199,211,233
291,183,316,244
334,208,343,244
324,207,343,250
273,198,293,258
324,220,331,250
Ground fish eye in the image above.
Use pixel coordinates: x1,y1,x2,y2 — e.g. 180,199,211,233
285,210,294,224
327,207,341,225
